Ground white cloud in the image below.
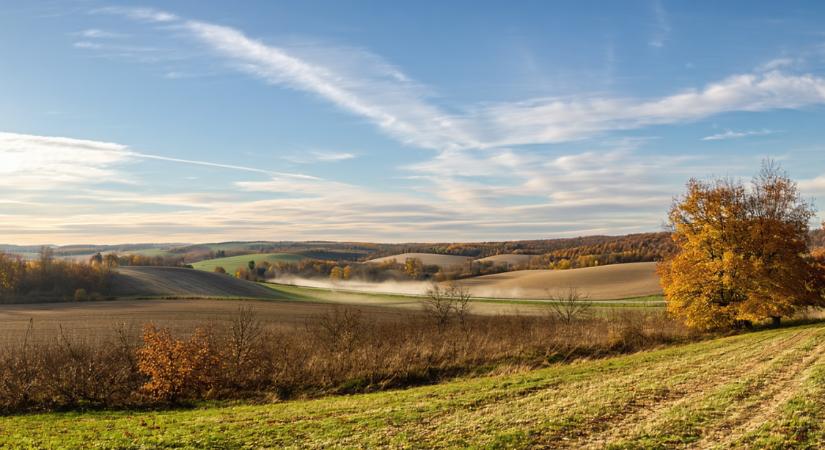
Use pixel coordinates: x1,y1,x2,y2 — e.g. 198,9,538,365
0,132,314,191
701,129,777,141
758,57,798,71
77,29,125,39
0,132,133,189
179,20,479,151
73,41,103,50
93,6,178,23
100,9,825,151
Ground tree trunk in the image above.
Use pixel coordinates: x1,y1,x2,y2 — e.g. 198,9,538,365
771,316,781,327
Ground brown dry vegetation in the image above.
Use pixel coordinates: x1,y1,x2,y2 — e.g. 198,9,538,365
0,304,690,414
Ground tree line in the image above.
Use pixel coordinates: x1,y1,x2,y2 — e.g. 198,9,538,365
0,248,112,302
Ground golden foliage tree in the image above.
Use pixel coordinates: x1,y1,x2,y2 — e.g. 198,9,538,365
659,162,823,330
137,325,217,402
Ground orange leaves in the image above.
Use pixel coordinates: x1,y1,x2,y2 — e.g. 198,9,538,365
660,162,822,330
136,325,218,402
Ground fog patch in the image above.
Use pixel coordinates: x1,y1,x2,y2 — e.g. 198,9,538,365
268,276,434,296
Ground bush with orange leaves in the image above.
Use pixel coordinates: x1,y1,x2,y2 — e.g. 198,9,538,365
136,325,218,402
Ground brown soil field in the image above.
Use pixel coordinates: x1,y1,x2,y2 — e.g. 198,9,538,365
457,262,662,300
0,298,422,344
111,266,277,298
475,254,533,266
366,253,472,267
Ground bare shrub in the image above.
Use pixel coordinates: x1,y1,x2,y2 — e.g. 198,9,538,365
545,287,592,325
424,283,473,329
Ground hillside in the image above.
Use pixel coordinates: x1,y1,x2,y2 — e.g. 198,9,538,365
367,252,472,267
475,253,533,266
7,323,824,448
458,261,661,299
191,252,306,272
110,267,277,298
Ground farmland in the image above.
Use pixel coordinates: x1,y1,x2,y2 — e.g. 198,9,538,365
4,322,823,448
457,261,661,300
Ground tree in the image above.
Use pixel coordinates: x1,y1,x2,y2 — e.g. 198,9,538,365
423,282,473,329
659,162,822,330
545,287,591,325
329,266,343,281
104,253,119,268
404,258,424,279
89,252,104,266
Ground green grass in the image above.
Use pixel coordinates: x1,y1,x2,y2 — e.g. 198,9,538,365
4,322,823,448
260,281,665,309
125,248,174,258
191,253,306,273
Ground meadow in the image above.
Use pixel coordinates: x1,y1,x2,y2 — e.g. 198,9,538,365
191,252,306,273
4,322,823,448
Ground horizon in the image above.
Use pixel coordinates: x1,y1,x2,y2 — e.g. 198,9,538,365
2,1,825,245
1,230,670,249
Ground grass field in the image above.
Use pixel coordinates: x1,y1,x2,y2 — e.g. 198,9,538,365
4,322,823,448
191,252,306,272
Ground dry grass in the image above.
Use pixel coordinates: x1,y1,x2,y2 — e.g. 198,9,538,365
0,304,690,414
4,322,823,448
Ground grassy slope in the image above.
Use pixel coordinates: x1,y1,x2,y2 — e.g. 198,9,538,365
262,282,665,309
191,253,306,272
5,323,824,449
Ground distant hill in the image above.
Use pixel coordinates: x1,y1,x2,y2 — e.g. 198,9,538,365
475,254,533,266
111,267,277,298
192,253,307,272
367,253,473,267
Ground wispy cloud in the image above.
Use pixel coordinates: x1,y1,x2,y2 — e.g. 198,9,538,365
0,132,133,189
77,28,126,39
0,132,315,190
283,151,358,164
649,0,671,48
701,129,777,141
92,6,177,23
95,8,825,152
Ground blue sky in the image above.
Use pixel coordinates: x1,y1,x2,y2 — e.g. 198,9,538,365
1,1,825,244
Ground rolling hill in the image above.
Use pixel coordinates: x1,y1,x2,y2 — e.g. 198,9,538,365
110,267,277,298
458,261,661,299
191,252,306,272
367,252,473,267
475,253,533,266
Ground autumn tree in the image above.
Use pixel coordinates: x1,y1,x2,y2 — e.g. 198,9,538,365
404,257,424,279
659,162,823,330
329,266,343,281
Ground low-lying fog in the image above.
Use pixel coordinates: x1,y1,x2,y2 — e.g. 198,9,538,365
268,276,435,296
268,275,539,299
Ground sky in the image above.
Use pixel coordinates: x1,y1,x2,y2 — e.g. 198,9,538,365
1,1,825,245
